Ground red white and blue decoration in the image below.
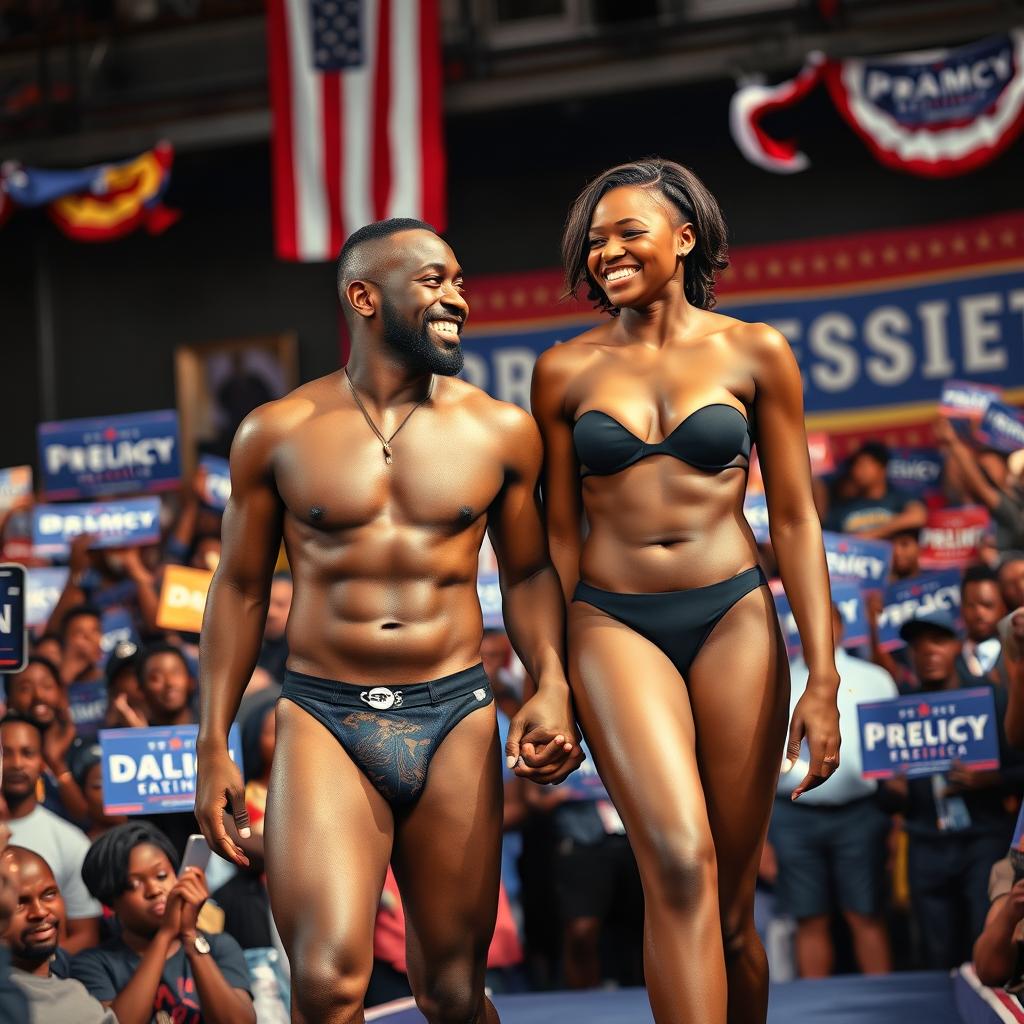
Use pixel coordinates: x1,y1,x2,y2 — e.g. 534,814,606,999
267,0,445,261
731,30,1024,177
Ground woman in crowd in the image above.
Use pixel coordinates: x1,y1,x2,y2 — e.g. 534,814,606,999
72,821,255,1024
532,158,840,1022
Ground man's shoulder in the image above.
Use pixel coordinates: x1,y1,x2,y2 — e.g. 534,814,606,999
234,374,342,448
439,378,536,436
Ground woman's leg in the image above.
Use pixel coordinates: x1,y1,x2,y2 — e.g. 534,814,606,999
569,602,726,1024
686,584,790,1024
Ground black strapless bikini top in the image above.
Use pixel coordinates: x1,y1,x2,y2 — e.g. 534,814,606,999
572,403,753,478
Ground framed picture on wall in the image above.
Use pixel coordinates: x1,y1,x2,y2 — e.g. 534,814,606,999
174,333,299,477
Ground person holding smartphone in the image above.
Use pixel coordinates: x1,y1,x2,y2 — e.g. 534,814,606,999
71,822,254,1024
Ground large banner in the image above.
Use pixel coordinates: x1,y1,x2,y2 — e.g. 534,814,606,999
459,212,1024,439
33,497,162,557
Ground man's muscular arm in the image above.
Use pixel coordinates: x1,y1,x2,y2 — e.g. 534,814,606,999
196,406,285,866
488,404,584,785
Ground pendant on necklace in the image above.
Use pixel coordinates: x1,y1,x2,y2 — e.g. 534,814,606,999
383,442,393,465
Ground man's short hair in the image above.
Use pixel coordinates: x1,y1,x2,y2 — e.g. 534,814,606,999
59,603,101,639
0,712,45,743
891,527,922,543
17,655,62,689
81,822,180,908
854,440,890,469
136,643,191,685
962,564,1000,594
336,217,439,296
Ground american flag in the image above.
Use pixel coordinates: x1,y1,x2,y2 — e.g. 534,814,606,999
267,0,445,262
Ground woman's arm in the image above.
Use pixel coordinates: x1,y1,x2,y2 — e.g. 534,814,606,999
530,346,585,603
108,918,182,1024
751,323,841,798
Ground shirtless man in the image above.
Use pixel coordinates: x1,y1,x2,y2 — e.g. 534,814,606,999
195,218,582,1024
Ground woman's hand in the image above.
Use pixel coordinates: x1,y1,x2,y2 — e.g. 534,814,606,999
506,686,585,785
174,867,210,941
783,679,841,800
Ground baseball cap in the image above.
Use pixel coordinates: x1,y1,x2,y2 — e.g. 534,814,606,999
105,639,140,686
899,606,959,644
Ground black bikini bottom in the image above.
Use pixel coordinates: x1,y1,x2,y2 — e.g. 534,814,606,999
572,565,769,679
279,663,493,806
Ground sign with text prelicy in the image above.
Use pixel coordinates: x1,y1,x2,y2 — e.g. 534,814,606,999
875,570,963,651
100,723,242,815
38,409,181,500
857,687,998,779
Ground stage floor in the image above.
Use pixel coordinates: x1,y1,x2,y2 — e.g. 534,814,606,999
366,971,961,1023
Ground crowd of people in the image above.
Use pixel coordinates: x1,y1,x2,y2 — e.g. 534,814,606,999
0,406,1022,1021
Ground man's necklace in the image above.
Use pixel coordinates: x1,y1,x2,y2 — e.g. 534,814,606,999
344,369,434,465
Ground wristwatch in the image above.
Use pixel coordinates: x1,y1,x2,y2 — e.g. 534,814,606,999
188,933,210,955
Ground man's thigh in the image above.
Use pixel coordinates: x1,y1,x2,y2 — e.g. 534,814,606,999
831,799,890,917
769,797,831,921
265,698,394,970
391,699,503,985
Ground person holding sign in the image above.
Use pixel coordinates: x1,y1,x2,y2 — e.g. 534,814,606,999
196,219,581,1024
532,159,840,1024
889,608,1024,969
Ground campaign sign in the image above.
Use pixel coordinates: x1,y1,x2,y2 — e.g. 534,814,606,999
100,723,243,815
38,410,181,500
0,466,32,511
0,565,27,672
822,532,893,592
68,678,108,740
887,448,944,498
919,505,991,570
99,608,138,669
939,379,1001,422
831,579,868,648
157,565,213,633
743,492,770,543
478,571,503,630
24,567,69,628
980,400,1024,455
876,571,963,651
33,497,162,557
198,455,231,511
858,687,998,779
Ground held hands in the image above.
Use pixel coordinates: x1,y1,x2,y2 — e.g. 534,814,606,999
505,685,585,785
782,678,841,800
195,748,251,868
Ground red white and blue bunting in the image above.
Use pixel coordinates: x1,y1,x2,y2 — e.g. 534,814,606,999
730,30,1024,177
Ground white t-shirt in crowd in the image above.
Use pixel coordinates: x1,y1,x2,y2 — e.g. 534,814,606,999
8,804,102,919
776,647,899,806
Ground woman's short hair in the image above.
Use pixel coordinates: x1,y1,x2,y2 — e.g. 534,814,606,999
561,157,728,315
81,821,180,908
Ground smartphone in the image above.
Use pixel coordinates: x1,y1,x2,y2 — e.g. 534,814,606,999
180,834,212,874
0,564,27,674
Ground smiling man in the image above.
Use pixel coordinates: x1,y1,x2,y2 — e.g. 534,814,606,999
196,218,582,1024
2,846,116,1023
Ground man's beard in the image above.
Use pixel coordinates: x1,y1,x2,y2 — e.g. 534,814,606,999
381,298,464,377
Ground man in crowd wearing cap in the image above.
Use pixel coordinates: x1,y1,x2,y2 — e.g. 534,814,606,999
824,441,927,540
887,607,1024,968
1,846,115,1022
1,716,101,954
771,603,898,977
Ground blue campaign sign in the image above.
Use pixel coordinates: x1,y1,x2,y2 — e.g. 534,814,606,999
876,570,963,651
99,607,138,669
858,687,998,779
831,579,868,647
38,409,181,500
939,379,1002,421
980,400,1024,454
198,455,231,511
743,492,770,543
68,679,108,740
100,723,243,815
0,565,27,673
822,532,892,591
887,448,944,498
33,497,162,557
24,567,69,628
477,571,503,629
